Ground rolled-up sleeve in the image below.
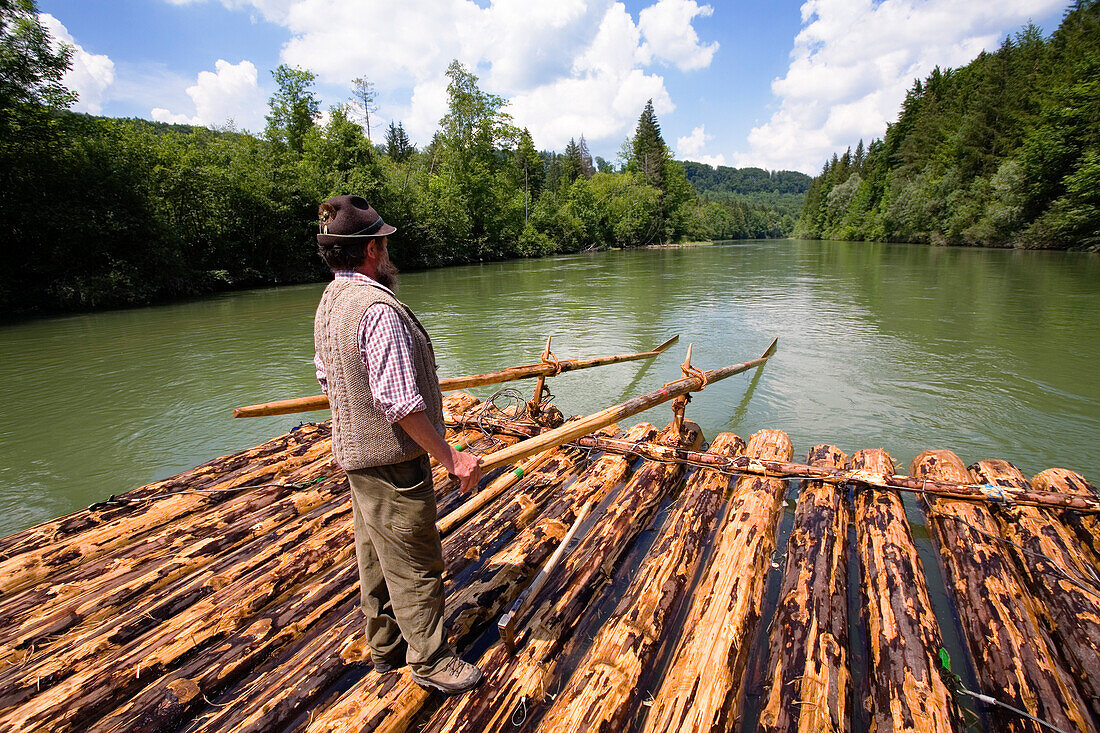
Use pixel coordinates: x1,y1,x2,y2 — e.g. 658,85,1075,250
314,353,328,394
360,304,427,423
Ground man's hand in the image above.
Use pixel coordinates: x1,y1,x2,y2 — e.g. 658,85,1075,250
445,447,482,493
397,409,482,493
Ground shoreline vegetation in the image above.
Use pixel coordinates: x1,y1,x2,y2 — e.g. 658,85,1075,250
0,1,805,317
2,3,1096,319
795,1,1099,252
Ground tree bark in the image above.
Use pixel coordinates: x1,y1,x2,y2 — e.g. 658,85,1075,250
969,459,1100,723
912,450,1096,733
1032,468,1100,577
641,428,793,733
757,444,852,733
851,448,960,733
418,421,704,733
536,432,744,733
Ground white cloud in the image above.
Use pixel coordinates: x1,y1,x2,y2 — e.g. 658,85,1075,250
676,125,725,166
151,59,267,131
638,0,718,71
211,0,713,151
38,13,116,114
731,0,1065,173
676,124,709,156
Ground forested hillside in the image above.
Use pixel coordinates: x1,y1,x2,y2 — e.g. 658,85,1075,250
681,161,811,224
795,0,1099,250
0,3,792,316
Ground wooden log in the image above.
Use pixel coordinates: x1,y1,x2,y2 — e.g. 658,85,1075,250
0,497,359,733
442,443,591,579
757,445,852,733
178,423,653,733
231,336,679,418
641,428,793,733
179,597,364,733
0,424,334,594
0,461,342,664
1033,468,1100,574
536,432,745,733
0,489,355,720
84,561,359,733
912,450,1096,733
851,448,960,733
969,459,1100,722
419,421,704,733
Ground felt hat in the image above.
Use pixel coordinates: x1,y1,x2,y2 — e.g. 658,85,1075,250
316,195,396,245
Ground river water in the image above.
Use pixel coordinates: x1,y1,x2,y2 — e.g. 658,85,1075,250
0,239,1097,538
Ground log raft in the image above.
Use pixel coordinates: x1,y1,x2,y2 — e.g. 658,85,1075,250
0,396,1096,733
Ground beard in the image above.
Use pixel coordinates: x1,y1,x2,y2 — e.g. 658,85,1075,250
375,254,399,290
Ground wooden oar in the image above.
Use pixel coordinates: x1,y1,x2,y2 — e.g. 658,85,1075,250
231,335,679,418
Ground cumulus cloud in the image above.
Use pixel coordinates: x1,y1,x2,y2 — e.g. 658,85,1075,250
152,59,267,131
210,0,714,151
638,0,718,71
731,0,1065,173
38,13,115,114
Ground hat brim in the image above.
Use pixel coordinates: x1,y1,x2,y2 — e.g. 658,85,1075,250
316,223,397,245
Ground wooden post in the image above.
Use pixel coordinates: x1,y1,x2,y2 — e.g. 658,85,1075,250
852,448,960,733
642,429,793,733
536,432,745,732
912,450,1096,733
758,445,852,733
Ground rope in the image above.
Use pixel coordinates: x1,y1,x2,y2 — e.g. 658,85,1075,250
936,648,1073,733
540,348,562,376
925,507,1100,598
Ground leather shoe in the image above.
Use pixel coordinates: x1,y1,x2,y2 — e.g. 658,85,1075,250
412,656,482,694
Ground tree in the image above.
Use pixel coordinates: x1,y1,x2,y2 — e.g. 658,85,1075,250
351,77,378,141
265,65,319,155
577,135,595,178
562,137,583,185
385,121,414,162
513,127,543,204
0,0,75,113
630,99,667,189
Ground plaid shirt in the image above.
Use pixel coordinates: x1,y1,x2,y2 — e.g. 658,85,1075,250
314,271,428,423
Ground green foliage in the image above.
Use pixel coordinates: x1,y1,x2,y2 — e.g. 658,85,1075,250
796,1,1099,250
0,0,74,112
0,45,794,315
265,65,320,156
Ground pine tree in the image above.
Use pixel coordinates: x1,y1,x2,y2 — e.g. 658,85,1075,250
351,77,378,142
562,137,583,185
578,135,595,178
514,127,543,200
385,121,413,162
630,99,667,189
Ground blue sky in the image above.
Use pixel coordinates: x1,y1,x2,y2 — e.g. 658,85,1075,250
39,0,1067,174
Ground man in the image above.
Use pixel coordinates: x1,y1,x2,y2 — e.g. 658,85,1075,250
312,194,483,694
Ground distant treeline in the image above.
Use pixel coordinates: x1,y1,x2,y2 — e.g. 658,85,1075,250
0,3,801,315
795,0,1099,250
682,162,811,220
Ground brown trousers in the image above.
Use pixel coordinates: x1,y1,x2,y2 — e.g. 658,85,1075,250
346,455,452,675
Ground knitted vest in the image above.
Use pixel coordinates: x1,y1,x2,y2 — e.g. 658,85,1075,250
314,278,445,470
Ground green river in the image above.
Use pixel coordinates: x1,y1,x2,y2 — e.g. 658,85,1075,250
1,239,1097,539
